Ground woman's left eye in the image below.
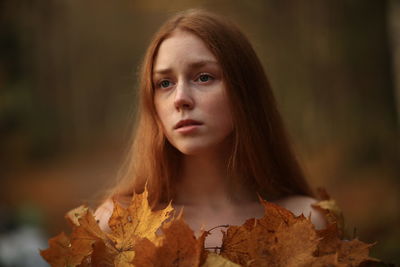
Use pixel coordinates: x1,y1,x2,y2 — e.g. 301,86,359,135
197,74,213,83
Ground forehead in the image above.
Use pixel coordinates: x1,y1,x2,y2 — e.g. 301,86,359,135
153,30,218,72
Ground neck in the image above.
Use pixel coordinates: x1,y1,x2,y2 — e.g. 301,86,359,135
174,147,252,209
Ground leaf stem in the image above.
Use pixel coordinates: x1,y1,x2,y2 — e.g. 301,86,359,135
206,224,229,233
205,246,222,253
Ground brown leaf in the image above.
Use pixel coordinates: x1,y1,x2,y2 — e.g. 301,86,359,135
40,232,83,267
221,200,319,267
67,207,107,265
41,189,174,266
308,253,346,267
313,188,345,235
338,239,376,266
42,188,382,267
315,222,376,266
156,215,207,266
90,241,117,267
42,206,108,266
132,213,207,267
266,217,318,266
130,238,158,267
315,223,342,256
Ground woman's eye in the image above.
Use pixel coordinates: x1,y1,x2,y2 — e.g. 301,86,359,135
197,74,213,83
159,80,172,88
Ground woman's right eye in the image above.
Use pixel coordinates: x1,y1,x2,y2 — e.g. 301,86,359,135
159,80,172,89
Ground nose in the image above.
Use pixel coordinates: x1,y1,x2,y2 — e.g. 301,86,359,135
174,80,194,111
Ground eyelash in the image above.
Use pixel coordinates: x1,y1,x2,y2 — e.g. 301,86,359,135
156,73,214,89
158,80,172,89
196,73,214,83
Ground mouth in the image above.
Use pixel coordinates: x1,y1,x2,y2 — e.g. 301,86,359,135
174,119,203,129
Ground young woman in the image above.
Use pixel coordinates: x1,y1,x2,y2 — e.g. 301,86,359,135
95,9,326,248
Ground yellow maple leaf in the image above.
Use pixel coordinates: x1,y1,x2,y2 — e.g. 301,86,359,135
107,189,173,249
104,189,173,266
202,253,241,267
42,190,173,266
41,188,382,267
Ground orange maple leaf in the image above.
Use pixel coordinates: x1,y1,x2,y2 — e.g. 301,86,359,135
313,188,345,236
220,200,318,267
41,188,382,267
220,198,377,267
132,212,207,266
42,190,173,266
41,206,106,267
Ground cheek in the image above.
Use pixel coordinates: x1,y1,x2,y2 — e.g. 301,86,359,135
203,92,233,129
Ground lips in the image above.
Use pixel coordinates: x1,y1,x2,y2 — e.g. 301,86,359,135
174,119,203,129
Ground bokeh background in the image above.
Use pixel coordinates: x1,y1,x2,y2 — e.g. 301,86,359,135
1,0,399,265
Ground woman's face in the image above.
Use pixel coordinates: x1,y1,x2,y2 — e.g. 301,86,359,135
153,30,233,155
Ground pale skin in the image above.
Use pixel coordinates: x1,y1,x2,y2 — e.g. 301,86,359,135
95,30,326,248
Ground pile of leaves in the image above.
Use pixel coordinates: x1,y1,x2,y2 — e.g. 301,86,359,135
41,189,382,266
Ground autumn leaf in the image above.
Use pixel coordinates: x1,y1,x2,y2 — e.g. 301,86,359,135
202,253,241,267
315,223,342,256
107,189,173,250
313,188,345,235
220,197,377,267
155,214,207,266
41,188,383,267
308,253,345,267
132,212,207,266
101,189,173,266
40,232,81,267
90,241,117,267
41,206,107,267
94,189,173,266
66,205,90,227
338,239,377,266
315,219,378,266
42,190,173,266
220,200,319,267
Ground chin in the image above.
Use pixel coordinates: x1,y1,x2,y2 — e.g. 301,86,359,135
173,139,231,156
175,145,209,156
166,134,233,156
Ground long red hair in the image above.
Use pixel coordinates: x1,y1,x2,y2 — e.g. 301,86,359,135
107,9,313,208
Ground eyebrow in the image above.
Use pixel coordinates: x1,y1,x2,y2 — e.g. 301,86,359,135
153,60,219,75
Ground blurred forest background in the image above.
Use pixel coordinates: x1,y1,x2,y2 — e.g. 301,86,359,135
0,0,399,265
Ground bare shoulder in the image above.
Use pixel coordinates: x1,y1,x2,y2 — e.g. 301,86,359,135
274,195,327,230
94,195,136,232
94,199,114,233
